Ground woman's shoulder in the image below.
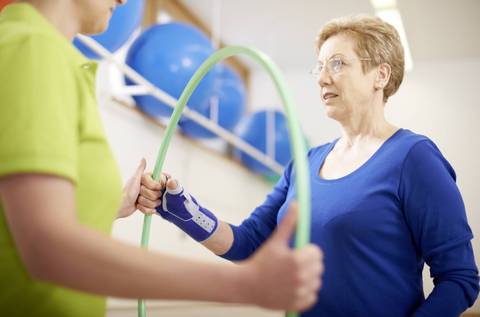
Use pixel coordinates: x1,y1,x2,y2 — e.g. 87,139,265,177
395,128,430,144
392,129,445,156
380,128,437,157
395,129,456,180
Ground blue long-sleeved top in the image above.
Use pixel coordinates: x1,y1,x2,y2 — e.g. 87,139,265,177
221,129,479,317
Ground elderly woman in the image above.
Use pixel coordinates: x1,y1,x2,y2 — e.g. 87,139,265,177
140,15,480,316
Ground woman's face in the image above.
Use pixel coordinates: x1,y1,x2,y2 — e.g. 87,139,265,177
316,34,378,122
76,0,126,35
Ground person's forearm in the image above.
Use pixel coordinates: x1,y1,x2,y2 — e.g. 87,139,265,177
413,280,478,317
33,221,250,303
201,221,234,255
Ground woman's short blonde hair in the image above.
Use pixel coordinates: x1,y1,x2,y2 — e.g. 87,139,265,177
315,15,405,102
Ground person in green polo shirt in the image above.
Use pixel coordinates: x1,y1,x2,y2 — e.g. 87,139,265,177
0,1,323,316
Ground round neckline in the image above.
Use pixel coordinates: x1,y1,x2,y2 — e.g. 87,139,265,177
314,128,404,183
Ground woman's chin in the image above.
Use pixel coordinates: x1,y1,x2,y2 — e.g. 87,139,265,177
325,106,342,120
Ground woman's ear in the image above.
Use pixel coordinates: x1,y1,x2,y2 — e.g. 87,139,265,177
375,63,391,90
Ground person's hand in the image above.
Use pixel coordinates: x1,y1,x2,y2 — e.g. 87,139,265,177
156,178,219,242
238,203,323,312
117,159,146,219
116,159,166,219
134,170,169,216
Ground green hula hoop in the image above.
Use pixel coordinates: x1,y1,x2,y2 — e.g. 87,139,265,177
138,46,311,317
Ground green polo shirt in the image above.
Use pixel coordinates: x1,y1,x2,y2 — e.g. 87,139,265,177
0,4,123,316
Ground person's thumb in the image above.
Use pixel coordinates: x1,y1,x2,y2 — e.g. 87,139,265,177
166,178,180,191
270,201,298,243
134,158,146,180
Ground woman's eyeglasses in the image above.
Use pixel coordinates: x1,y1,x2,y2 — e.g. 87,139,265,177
309,57,371,79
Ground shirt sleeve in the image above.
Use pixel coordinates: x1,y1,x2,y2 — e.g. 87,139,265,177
0,34,79,182
220,160,294,261
399,140,479,317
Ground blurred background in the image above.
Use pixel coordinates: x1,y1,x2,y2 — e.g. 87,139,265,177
70,0,480,315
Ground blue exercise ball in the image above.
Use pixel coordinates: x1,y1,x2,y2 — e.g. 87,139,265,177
73,0,144,59
235,110,292,177
125,22,216,118
179,64,246,138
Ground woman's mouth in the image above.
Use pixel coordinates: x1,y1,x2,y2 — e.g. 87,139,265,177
323,92,338,102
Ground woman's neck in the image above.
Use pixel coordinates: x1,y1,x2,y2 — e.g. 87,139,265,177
337,104,398,150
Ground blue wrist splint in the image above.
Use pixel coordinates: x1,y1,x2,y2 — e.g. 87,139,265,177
156,181,218,242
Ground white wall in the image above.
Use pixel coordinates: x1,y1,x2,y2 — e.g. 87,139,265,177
249,58,480,312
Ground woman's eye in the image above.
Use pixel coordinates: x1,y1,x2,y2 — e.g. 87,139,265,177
331,59,344,72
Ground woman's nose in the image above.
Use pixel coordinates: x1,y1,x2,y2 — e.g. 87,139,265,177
318,67,332,87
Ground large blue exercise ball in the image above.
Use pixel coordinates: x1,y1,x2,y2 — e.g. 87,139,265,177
74,0,144,59
235,110,292,177
179,64,246,138
125,22,216,118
